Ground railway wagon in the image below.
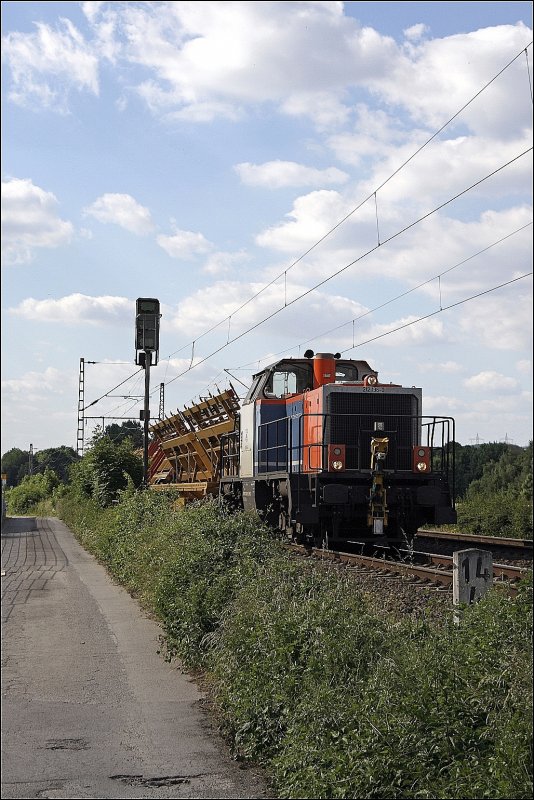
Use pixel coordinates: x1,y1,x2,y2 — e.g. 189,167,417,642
149,350,456,549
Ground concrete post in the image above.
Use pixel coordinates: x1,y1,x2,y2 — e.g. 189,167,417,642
453,548,493,607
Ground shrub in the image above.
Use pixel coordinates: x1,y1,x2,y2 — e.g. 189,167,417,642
6,469,59,515
56,491,533,799
69,433,142,507
458,487,533,539
213,575,532,799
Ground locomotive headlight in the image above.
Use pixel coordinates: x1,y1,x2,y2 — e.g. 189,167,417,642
412,445,431,474
328,444,345,472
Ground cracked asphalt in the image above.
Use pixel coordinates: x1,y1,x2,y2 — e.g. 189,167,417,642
1,516,270,799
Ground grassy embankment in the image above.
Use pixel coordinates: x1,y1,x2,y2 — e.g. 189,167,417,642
55,490,532,800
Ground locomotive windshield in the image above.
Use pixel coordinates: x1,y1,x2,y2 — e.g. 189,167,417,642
264,361,313,397
243,359,314,403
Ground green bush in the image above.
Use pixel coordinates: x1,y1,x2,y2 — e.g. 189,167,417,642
458,487,533,539
6,469,59,515
455,443,532,539
56,491,533,799
69,432,142,507
152,500,276,666
267,583,532,799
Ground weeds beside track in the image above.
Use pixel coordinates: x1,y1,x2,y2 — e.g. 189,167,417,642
56,491,533,800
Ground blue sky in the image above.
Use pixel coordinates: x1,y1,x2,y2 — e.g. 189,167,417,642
2,1,532,453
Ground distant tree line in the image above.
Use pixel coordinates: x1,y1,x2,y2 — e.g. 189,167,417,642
1,445,79,487
454,441,532,538
1,421,143,488
453,441,530,497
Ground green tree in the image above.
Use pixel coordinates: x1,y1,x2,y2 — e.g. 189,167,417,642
104,421,143,448
453,441,509,498
2,445,80,487
457,442,533,538
70,431,143,507
1,448,29,487
34,446,80,482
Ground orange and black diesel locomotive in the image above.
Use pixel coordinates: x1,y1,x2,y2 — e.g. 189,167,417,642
149,350,456,549
217,350,456,548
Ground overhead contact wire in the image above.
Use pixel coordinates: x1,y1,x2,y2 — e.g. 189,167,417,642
231,221,532,369
83,368,144,411
162,148,531,388
340,272,532,353
163,42,532,362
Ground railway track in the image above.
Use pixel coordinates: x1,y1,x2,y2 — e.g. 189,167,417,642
416,528,533,551
415,528,533,567
287,543,529,597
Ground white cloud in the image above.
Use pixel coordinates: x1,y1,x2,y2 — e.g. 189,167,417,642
2,3,531,137
166,279,368,342
10,294,132,324
2,18,99,110
356,315,446,348
235,160,348,189
1,178,73,265
82,2,399,125
516,359,532,374
403,24,429,43
84,193,155,234
256,194,532,293
2,366,64,394
369,24,533,138
418,360,464,374
279,91,351,129
80,2,121,63
201,250,249,276
327,104,409,167
463,370,518,391
99,6,532,139
459,291,532,351
256,189,351,252
422,394,464,413
81,3,105,24
157,229,213,259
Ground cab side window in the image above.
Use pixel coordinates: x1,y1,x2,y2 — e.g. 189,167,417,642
335,363,359,382
264,363,312,397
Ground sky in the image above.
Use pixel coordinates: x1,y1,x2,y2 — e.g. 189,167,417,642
1,0,532,455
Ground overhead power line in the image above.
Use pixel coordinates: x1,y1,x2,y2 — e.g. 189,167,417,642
164,41,533,363
83,368,143,411
231,221,533,370
159,147,532,390
340,272,532,353
89,41,533,410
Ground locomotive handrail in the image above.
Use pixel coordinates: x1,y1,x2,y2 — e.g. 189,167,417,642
249,411,455,500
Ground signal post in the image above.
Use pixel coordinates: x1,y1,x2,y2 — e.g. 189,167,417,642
135,298,161,488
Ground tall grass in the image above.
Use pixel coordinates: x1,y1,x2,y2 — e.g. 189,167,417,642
57,490,533,799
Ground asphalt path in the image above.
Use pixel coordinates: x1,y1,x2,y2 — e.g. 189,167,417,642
1,516,269,799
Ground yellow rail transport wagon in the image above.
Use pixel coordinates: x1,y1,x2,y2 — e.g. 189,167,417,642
148,387,240,502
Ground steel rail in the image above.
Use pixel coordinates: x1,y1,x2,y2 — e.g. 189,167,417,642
410,551,528,583
289,544,454,587
416,529,533,550
286,544,528,595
